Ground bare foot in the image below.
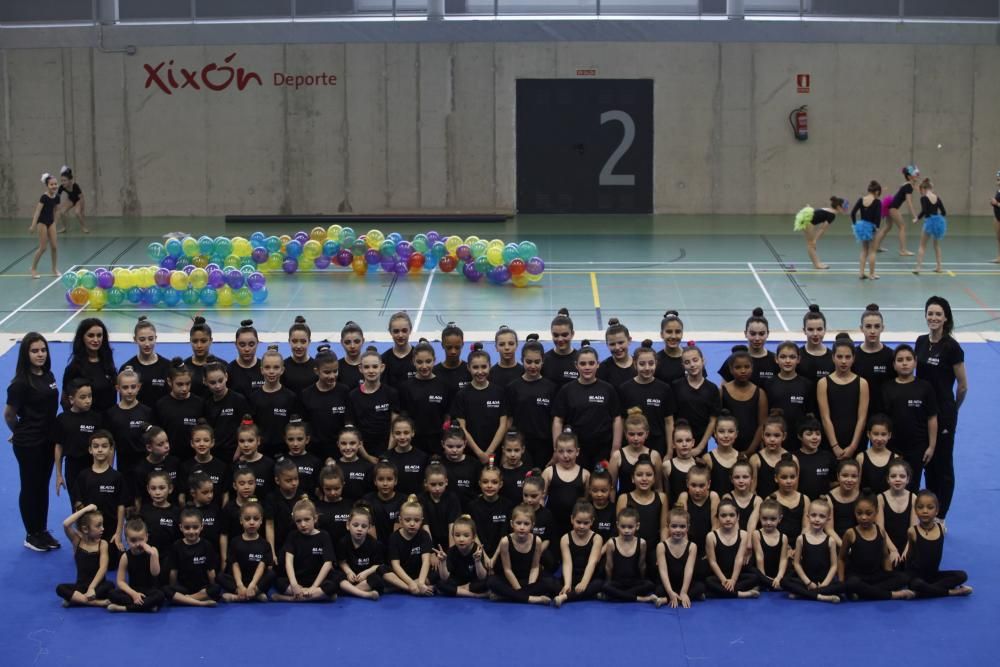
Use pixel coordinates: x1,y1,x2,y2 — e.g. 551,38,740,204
529,595,551,605
991,257,1000,264
869,274,880,280
87,599,111,607
638,594,658,604
950,585,973,596
893,589,916,600
553,593,567,608
255,593,269,602
366,591,380,601
107,604,127,613
31,271,40,279
899,250,915,256
81,228,90,234
813,264,830,270
913,268,922,275
271,593,294,602
654,597,666,608
934,266,943,273
817,594,841,604
859,274,867,280
877,247,887,253
57,227,67,233
222,593,239,603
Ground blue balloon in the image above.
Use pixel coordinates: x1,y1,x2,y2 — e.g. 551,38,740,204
285,240,303,258
161,287,181,307
200,287,218,306
165,238,183,258
251,286,268,304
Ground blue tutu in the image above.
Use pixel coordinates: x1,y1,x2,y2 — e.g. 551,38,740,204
923,214,947,240
852,221,876,242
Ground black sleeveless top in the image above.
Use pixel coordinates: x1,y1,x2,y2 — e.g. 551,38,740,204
708,451,734,495
861,451,891,494
800,535,832,582
907,525,944,579
824,375,861,449
609,538,642,582
712,530,742,578
125,549,158,592
772,493,805,542
546,466,585,534
845,528,885,577
507,535,537,582
720,385,761,452
727,493,758,531
663,540,695,590
756,530,783,578
616,448,646,495
667,459,692,503
626,492,663,550
828,494,858,537
568,533,599,582
686,497,712,554
881,492,912,554
753,453,779,499
73,544,103,586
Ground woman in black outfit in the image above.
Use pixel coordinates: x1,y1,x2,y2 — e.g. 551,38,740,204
915,296,967,518
5,333,61,551
63,318,117,416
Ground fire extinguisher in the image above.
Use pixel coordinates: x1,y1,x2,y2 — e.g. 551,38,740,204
789,105,808,141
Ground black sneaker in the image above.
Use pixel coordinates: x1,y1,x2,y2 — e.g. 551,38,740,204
24,533,49,552
40,531,61,550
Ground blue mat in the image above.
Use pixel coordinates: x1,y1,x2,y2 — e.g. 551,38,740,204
0,342,994,666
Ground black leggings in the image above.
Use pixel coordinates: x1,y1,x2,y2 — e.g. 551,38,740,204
108,587,166,612
13,443,54,535
655,580,706,600
783,575,844,600
706,571,759,598
845,571,910,600
275,575,339,598
164,582,223,601
56,579,113,602
487,574,558,602
925,422,956,517
218,570,276,595
435,577,487,596
601,578,655,601
909,570,967,598
559,578,604,602
899,451,924,494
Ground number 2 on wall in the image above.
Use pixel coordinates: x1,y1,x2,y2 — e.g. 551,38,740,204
599,110,636,187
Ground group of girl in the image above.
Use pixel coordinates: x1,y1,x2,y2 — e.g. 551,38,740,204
28,166,88,279
4,297,970,608
797,165,997,277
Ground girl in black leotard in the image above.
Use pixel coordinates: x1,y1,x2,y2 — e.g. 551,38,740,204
655,507,706,607
616,455,666,576
719,308,779,387
882,164,921,256
542,432,589,540
704,411,739,495
705,498,759,598
906,490,972,598
674,465,719,572
793,196,848,270
751,412,793,499
783,498,842,603
554,501,604,606
29,173,60,279
720,347,767,454
57,165,89,233
877,460,917,566
488,505,557,604
851,180,883,279
600,507,657,602
817,334,869,461
610,410,662,495
838,494,912,600
724,458,761,534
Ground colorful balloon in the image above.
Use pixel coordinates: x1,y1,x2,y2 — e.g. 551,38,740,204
189,267,209,290
169,271,189,291
61,272,78,290
217,285,234,307
438,255,457,273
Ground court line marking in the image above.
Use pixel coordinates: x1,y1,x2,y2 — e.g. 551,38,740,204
590,271,604,329
748,262,789,332
412,269,436,335
0,265,77,329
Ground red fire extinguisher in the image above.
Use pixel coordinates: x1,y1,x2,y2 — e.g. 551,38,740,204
789,105,808,141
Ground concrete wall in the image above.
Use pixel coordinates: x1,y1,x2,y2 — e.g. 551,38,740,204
1,41,998,217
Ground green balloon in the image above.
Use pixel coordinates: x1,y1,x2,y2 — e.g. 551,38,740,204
79,271,98,290
471,240,488,258
61,272,78,290
411,235,429,254
181,288,200,305
502,244,520,264
518,241,538,261
474,255,490,274
106,287,125,305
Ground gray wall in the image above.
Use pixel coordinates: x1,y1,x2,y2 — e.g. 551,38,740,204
1,41,998,217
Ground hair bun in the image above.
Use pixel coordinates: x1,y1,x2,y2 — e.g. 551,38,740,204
581,339,591,347
240,319,254,327
769,408,785,417
40,172,51,183
365,345,378,353
471,342,484,351
241,414,254,424
751,307,764,317
294,315,307,324
731,344,748,353
835,332,853,343
170,356,185,367
718,408,732,417
686,340,697,347
60,165,71,175
317,343,331,353
808,304,820,313
266,344,280,351
192,316,206,325
640,339,653,348
557,307,570,316
137,315,148,323
607,317,620,326
288,414,303,424
865,303,880,312
526,333,540,342
665,310,679,317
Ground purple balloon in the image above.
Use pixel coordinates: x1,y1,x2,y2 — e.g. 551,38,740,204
456,245,472,261
246,272,266,291
380,257,396,273
154,268,171,287
426,231,441,245
183,265,195,275
294,231,309,244
526,257,545,275
226,269,244,289
251,247,269,264
463,262,483,282
393,261,408,276
314,255,331,270
207,268,225,289
336,249,353,267
97,272,115,289
490,266,511,284
396,241,413,260
282,258,299,274
159,256,177,270
365,249,381,266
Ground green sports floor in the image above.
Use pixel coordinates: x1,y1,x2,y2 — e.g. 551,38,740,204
1,214,998,341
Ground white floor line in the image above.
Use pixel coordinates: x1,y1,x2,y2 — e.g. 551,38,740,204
412,269,436,335
0,266,76,329
748,262,789,332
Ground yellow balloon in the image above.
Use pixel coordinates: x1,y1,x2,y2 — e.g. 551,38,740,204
352,256,367,275
526,272,544,283
142,267,157,288
310,227,326,242
170,271,189,291
232,237,251,256
89,288,107,310
487,239,503,251
486,246,504,267
189,267,208,289
303,240,322,260
366,229,384,249
217,285,234,307
464,235,480,246
445,235,461,255
326,224,342,241
279,234,292,245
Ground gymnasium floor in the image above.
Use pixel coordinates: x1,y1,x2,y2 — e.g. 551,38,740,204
0,214,997,665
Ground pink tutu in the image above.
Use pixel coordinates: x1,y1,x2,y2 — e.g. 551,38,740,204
881,195,893,218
